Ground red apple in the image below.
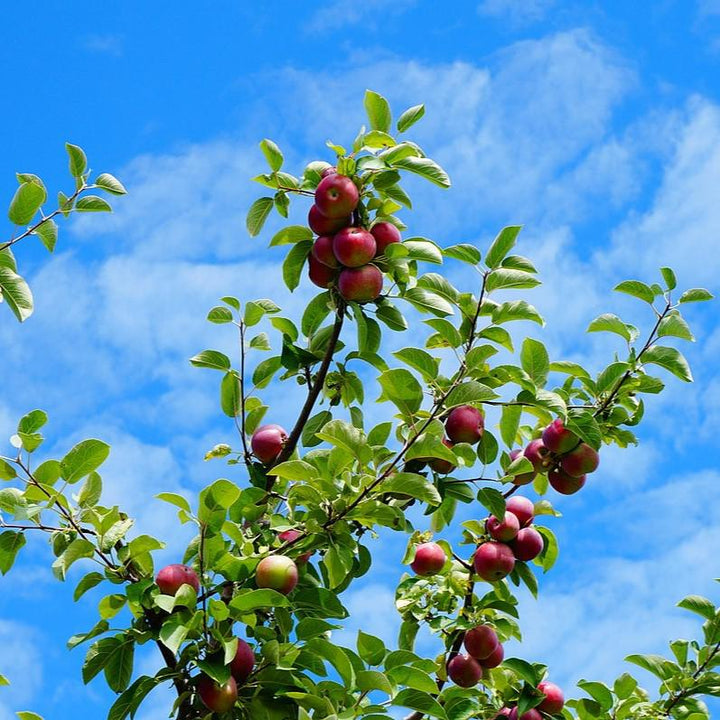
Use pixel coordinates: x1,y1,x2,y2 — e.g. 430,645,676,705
278,529,313,565
473,542,515,582
230,638,255,683
549,467,586,495
447,653,483,688
542,418,578,454
338,264,383,303
314,174,359,218
445,405,484,445
371,222,402,255
464,625,499,660
255,555,298,595
197,674,237,713
321,166,337,178
311,235,339,268
509,449,535,486
506,496,535,528
560,442,599,476
156,564,200,595
479,641,504,668
518,710,541,720
524,439,551,472
308,204,351,235
509,527,544,562
429,438,456,474
308,253,337,288
333,227,377,267
486,512,520,542
538,680,565,714
411,541,447,576
251,424,288,464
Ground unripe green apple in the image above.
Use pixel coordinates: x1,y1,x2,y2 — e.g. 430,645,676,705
473,541,515,581
338,264,383,303
314,174,359,218
537,680,564,714
463,625,499,660
549,467,586,495
486,512,520,542
255,555,298,595
560,442,599,476
541,418,578,454
250,424,288,464
447,653,483,687
308,204,350,235
506,495,534,527
196,674,238,712
509,527,544,561
333,227,377,267
230,638,255,683
371,221,401,255
410,541,447,576
156,564,200,595
445,405,484,444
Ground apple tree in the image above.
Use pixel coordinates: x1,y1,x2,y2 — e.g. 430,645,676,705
0,90,717,720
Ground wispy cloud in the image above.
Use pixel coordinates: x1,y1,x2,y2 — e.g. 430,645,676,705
82,33,124,57
306,0,417,33
477,0,556,25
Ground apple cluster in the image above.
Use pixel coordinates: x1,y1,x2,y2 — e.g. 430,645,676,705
447,624,505,688
474,495,543,582
511,419,600,495
306,169,401,303
493,681,565,719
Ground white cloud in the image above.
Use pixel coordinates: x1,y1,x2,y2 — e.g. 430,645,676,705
82,34,124,57
306,0,417,33
0,621,43,711
477,0,556,25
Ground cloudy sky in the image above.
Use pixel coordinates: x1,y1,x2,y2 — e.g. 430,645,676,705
1,2,720,718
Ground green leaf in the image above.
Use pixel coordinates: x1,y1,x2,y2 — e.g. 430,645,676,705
377,369,423,415
486,268,540,292
315,419,371,463
642,345,693,382
8,181,45,226
158,618,189,654
403,287,453,316
397,104,425,132
443,243,481,265
155,492,192,513
207,306,233,324
61,439,110,484
677,594,716,621
75,195,112,212
565,411,603,450
357,669,393,694
302,410,332,448
94,173,127,195
0,266,34,321
476,488,506,520
499,405,521,447
16,713,43,720
0,531,26,574
679,288,713,303
587,313,634,342
66,142,87,178
520,338,549,386
485,226,522,269
107,676,158,720
230,588,291,613
302,291,332,337
660,267,677,290
535,526,559,572
282,240,312,292
492,300,544,326
364,89,392,132
189,349,231,371
73,572,105,601
387,664,436,692
390,157,450,188
33,218,58,252
268,460,317,481
220,372,241,418
78,471,102,507
98,594,127,620
246,197,274,237
657,311,695,342
357,630,386,666
53,538,95,580
382,472,441,505
270,225,313,246
614,280,655,304
18,409,47,434
377,302,408,331
444,381,498,408
0,459,16,481
624,653,677,680
393,689,447,719
260,139,284,171
502,657,539,685
393,348,439,380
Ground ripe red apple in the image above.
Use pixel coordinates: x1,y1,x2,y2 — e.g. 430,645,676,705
278,529,313,565
537,681,565,714
197,674,238,713
524,439,551,472
549,468,586,495
473,541,515,582
517,710,541,720
308,253,337,288
411,541,447,576
542,418,578,454
333,227,377,267
509,527,544,562
314,174,359,218
255,555,298,595
371,221,401,255
156,564,200,595
311,235,340,268
338,264,383,303
445,405,484,444
463,625,499,660
308,204,351,235
506,496,535,528
479,641,504,668
509,449,535,486
429,438,456,474
486,512,520,542
250,424,288,464
230,638,255,683
560,442,599,477
447,653,483,688
321,166,337,178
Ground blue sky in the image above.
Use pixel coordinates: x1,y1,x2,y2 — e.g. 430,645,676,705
1,2,720,718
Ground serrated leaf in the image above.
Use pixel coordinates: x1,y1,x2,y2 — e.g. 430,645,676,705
394,689,447,719
397,104,425,132
390,157,450,188
657,311,695,341
614,280,655,304
207,306,233,323
260,138,284,171
377,368,423,415
677,594,716,620
94,173,127,195
270,225,313,246
520,338,549,386
61,439,110,484
403,287,453,316
282,240,312,292
246,197,273,237
33,218,58,252
75,196,112,212
587,313,634,342
0,266,34,322
642,345,693,382
189,349,231,371
0,531,26,574
443,243,481,265
485,226,522,269
679,288,713,303
364,90,392,132
382,472,441,505
492,300,544,326
486,268,540,292
66,142,87,178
